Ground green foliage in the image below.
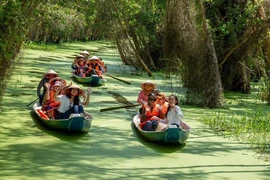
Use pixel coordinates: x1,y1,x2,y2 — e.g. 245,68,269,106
22,41,57,51
200,109,270,153
0,0,41,106
257,77,270,104
27,3,87,43
204,0,262,57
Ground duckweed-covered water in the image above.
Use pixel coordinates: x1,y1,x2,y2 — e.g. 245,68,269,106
0,42,269,180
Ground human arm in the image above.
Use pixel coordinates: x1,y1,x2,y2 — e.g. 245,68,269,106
43,83,50,102
37,78,46,97
137,91,148,105
173,105,183,119
82,87,92,106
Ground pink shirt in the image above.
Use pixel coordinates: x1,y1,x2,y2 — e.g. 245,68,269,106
137,91,149,104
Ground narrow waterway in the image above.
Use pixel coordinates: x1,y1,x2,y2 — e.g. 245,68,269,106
0,42,269,180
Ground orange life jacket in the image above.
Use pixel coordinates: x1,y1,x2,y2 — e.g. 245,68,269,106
140,104,160,126
87,61,103,76
37,109,49,120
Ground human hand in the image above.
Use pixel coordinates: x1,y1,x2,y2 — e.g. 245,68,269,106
141,99,148,106
151,116,160,121
145,105,150,112
87,87,92,94
158,104,163,110
44,83,50,89
170,104,175,109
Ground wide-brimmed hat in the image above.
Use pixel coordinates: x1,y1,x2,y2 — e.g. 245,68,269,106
80,50,90,55
44,69,58,76
76,55,86,60
64,83,85,96
140,80,156,89
89,56,100,61
157,92,166,99
49,77,67,87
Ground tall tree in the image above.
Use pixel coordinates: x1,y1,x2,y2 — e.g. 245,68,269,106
205,0,270,93
0,0,41,107
163,0,224,107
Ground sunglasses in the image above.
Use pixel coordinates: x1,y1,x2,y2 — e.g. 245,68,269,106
148,98,156,101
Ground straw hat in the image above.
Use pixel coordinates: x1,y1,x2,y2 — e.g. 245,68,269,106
140,80,156,89
157,92,166,99
49,77,67,87
80,50,90,55
76,55,86,60
64,83,85,96
89,56,100,60
44,69,58,76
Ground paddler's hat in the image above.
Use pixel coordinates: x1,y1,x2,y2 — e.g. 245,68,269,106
80,50,90,55
89,56,100,61
44,69,58,77
140,80,156,90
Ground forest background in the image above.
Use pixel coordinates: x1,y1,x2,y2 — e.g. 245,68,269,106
0,0,269,159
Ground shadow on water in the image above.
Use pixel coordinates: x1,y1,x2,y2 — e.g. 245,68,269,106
130,122,186,153
29,110,87,141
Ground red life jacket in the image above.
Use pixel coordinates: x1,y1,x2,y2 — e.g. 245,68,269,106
140,104,160,128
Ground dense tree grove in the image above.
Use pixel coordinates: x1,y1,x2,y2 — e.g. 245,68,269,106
0,0,42,106
1,0,270,107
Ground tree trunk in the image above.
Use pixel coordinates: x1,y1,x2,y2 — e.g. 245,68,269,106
164,0,223,107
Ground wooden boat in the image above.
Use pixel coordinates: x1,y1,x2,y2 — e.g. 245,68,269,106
33,103,92,133
72,73,105,86
132,113,190,144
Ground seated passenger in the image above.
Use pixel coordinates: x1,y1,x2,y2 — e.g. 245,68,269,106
140,93,161,131
158,94,190,130
54,83,92,119
85,56,105,78
72,55,87,77
156,93,169,119
137,80,156,114
42,77,67,119
80,50,90,60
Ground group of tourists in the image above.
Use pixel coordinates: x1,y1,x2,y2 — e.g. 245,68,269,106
36,63,189,132
37,69,92,120
137,80,190,131
71,50,107,79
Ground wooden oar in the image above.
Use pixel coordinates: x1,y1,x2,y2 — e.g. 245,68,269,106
105,73,131,85
100,103,141,112
27,97,39,107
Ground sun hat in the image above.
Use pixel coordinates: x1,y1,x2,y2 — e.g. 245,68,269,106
140,80,156,89
49,77,67,87
80,50,90,55
64,83,85,96
89,56,100,60
44,69,58,76
157,93,166,99
76,55,86,60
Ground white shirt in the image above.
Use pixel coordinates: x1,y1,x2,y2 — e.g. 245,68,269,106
166,105,183,126
57,95,70,113
57,95,83,113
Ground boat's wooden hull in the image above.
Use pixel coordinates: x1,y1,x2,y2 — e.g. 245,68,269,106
73,74,105,86
33,103,91,133
133,114,190,144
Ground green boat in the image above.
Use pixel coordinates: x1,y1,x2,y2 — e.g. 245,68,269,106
72,73,106,86
33,103,92,133
132,114,190,144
